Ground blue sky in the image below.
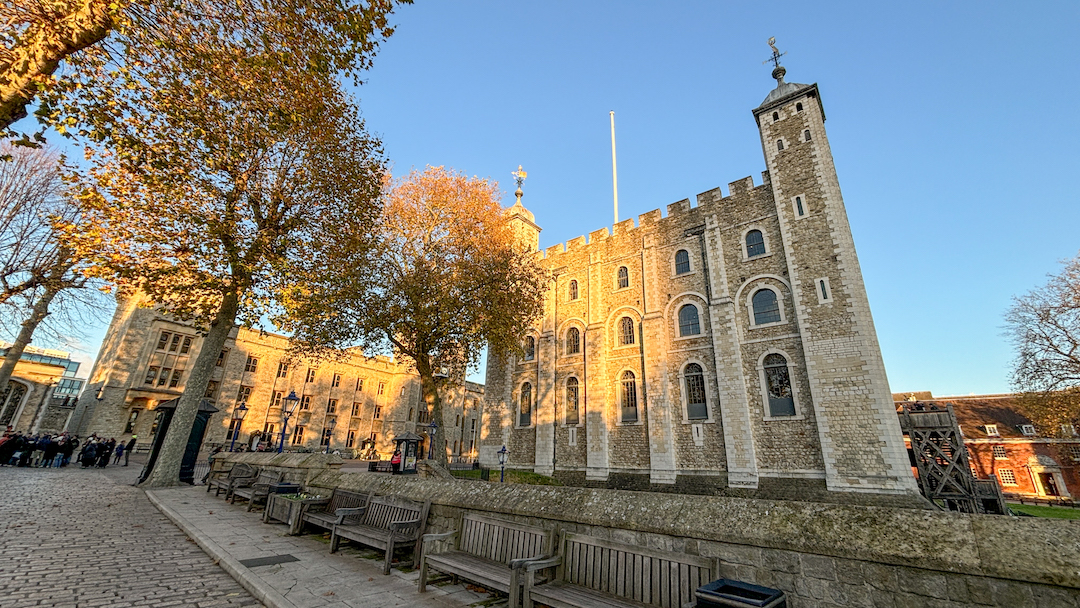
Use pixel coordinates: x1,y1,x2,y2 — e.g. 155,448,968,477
68,1,1079,396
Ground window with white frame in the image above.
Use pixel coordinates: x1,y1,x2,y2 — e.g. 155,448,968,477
1062,424,1077,437
620,371,638,423
684,364,707,420
997,469,1017,485
674,249,691,275
1021,424,1036,436
678,304,701,336
816,278,832,304
618,317,635,346
745,230,766,258
752,289,781,325
1068,445,1080,461
992,445,1007,459
332,373,341,388
763,354,796,417
565,377,580,425
984,424,999,436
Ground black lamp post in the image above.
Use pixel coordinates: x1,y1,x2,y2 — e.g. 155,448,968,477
325,416,337,454
427,419,439,460
228,403,248,452
497,445,508,483
278,391,300,453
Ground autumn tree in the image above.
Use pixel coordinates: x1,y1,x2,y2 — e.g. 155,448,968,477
0,143,101,396
281,166,547,466
1,0,406,137
1006,252,1080,434
68,42,386,486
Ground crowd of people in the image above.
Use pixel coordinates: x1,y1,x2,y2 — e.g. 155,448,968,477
0,427,137,469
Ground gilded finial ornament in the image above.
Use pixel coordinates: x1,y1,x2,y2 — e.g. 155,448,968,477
512,165,527,203
763,37,787,84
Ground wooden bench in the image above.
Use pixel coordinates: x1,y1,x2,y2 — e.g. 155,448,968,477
207,462,255,497
418,512,553,607
330,495,431,574
298,489,372,535
520,532,718,608
228,469,284,511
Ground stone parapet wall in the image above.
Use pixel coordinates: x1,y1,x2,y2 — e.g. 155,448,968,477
224,452,343,485
301,471,1080,607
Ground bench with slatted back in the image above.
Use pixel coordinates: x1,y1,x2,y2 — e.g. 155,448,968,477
298,489,372,535
330,495,431,574
228,469,283,511
207,463,255,497
520,532,719,608
417,512,554,606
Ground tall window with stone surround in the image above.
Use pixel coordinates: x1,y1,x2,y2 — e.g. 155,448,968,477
752,289,781,325
569,280,578,300
244,356,258,372
745,230,766,257
617,266,629,289
619,317,635,345
678,304,700,336
620,371,638,423
685,364,707,420
523,336,535,361
763,354,795,417
675,249,691,274
291,425,305,445
567,327,581,355
519,383,533,427
565,377,579,425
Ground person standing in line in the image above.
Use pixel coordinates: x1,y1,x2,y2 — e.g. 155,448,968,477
123,435,137,466
113,440,125,465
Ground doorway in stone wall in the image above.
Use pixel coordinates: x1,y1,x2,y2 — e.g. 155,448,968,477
1040,473,1061,496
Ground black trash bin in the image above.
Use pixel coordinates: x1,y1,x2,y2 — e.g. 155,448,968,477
269,482,301,495
695,579,785,608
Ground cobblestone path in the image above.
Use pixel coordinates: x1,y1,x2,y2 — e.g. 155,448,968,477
0,465,262,608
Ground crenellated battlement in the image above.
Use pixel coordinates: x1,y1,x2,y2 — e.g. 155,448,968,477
535,173,772,263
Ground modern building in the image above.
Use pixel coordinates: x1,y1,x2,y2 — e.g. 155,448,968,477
481,61,920,501
73,292,484,456
0,343,84,433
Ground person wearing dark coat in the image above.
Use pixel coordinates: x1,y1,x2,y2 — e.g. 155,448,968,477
41,437,60,467
18,436,36,467
0,432,19,466
60,436,77,466
123,435,137,466
97,439,115,468
80,442,97,468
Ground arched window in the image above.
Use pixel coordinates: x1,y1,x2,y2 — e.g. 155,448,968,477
523,336,535,361
776,139,784,151
565,377,580,425
618,317,635,346
795,196,805,217
620,371,638,423
763,354,796,416
772,111,779,121
685,363,707,420
617,266,629,289
519,383,533,426
678,304,700,336
566,327,581,355
804,129,811,142
569,280,578,300
752,289,781,325
796,102,803,112
674,249,690,275
745,230,766,258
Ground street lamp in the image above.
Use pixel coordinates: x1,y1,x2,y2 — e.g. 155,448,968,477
497,445,508,483
426,419,439,460
324,416,337,454
228,403,249,452
278,391,301,453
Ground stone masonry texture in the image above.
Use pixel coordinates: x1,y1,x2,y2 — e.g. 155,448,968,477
0,466,261,608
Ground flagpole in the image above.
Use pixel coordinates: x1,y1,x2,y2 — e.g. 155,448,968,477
610,111,619,225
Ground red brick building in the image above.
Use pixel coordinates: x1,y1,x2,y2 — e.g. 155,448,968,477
895,392,1080,499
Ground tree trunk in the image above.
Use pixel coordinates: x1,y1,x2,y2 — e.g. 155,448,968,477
140,288,239,487
0,0,115,130
0,280,64,416
415,355,448,467
0,254,73,404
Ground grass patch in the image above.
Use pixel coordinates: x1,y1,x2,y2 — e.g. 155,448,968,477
451,468,561,486
1008,503,1080,519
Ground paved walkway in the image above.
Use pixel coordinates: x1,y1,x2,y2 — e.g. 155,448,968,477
0,464,261,608
147,483,501,608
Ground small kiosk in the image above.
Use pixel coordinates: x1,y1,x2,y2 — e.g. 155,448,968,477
392,431,422,475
